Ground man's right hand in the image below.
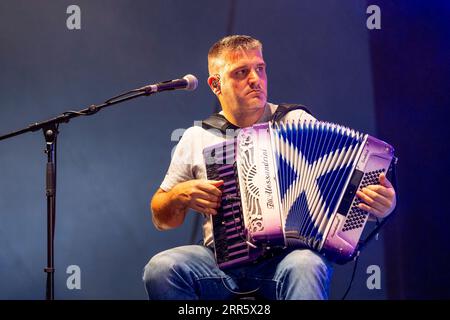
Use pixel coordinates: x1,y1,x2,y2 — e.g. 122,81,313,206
171,180,224,216
151,179,224,230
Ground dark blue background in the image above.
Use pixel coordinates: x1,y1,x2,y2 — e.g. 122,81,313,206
0,0,448,299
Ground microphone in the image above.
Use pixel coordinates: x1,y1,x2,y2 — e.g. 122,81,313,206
139,74,198,93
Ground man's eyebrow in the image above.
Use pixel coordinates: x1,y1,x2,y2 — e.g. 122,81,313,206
229,62,266,73
228,65,247,73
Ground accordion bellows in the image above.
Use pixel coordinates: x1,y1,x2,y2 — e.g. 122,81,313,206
203,120,395,268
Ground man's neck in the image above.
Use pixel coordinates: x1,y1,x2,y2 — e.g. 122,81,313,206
222,104,266,128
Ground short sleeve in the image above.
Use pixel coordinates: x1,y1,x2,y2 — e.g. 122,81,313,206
160,128,196,192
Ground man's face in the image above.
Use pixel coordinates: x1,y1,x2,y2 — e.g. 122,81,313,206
217,48,267,115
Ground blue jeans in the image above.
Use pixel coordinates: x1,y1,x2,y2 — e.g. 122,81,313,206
143,245,333,300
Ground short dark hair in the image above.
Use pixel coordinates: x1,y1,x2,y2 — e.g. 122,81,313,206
208,35,262,60
208,35,262,74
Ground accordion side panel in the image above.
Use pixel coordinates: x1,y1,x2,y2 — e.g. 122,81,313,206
321,135,394,263
237,123,284,247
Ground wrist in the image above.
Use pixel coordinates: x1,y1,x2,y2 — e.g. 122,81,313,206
170,184,189,211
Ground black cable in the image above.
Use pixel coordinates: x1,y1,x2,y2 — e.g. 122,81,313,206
104,89,141,104
341,254,360,300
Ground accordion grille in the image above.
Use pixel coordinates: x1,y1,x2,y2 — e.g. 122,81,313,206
342,168,385,232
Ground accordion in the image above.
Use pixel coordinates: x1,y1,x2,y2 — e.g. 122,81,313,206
203,119,395,269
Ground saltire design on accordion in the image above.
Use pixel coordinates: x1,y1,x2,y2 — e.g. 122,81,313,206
203,119,395,269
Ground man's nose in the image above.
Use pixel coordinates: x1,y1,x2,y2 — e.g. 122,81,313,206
248,69,261,86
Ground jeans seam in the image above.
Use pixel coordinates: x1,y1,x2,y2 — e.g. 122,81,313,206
275,272,286,300
196,276,228,280
172,267,193,289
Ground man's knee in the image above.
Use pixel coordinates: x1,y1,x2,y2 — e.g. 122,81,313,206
142,246,228,300
143,251,179,285
142,245,216,286
276,249,333,300
283,249,332,279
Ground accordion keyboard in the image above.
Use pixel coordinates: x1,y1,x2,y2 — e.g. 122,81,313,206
204,141,256,268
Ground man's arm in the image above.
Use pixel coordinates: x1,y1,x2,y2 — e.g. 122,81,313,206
150,179,223,230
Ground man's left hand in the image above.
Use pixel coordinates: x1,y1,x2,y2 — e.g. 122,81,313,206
356,173,396,219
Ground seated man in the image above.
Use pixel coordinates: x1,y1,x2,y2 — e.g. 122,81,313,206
143,35,396,300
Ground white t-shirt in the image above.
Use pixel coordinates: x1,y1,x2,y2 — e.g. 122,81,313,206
160,102,316,246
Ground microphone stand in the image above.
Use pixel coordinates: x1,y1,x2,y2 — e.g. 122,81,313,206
0,86,155,300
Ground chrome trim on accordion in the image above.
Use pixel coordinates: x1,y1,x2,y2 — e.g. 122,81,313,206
203,119,395,269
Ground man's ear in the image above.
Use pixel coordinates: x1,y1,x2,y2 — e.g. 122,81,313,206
207,75,221,94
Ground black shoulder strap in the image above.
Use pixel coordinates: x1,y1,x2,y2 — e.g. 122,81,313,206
200,103,312,134
200,113,239,133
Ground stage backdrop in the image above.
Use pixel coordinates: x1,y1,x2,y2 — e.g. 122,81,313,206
369,0,450,299
2,0,445,300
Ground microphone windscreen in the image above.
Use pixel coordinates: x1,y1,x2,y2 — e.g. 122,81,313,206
183,74,198,91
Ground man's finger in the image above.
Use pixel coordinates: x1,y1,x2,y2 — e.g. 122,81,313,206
210,180,224,187
379,173,393,188
191,203,217,216
195,198,220,209
356,190,389,213
197,182,222,197
365,184,395,199
359,188,391,208
192,190,221,203
358,202,384,218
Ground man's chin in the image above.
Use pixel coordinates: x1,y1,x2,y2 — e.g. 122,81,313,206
247,97,267,109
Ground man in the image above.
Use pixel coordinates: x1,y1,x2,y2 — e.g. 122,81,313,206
143,35,396,300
